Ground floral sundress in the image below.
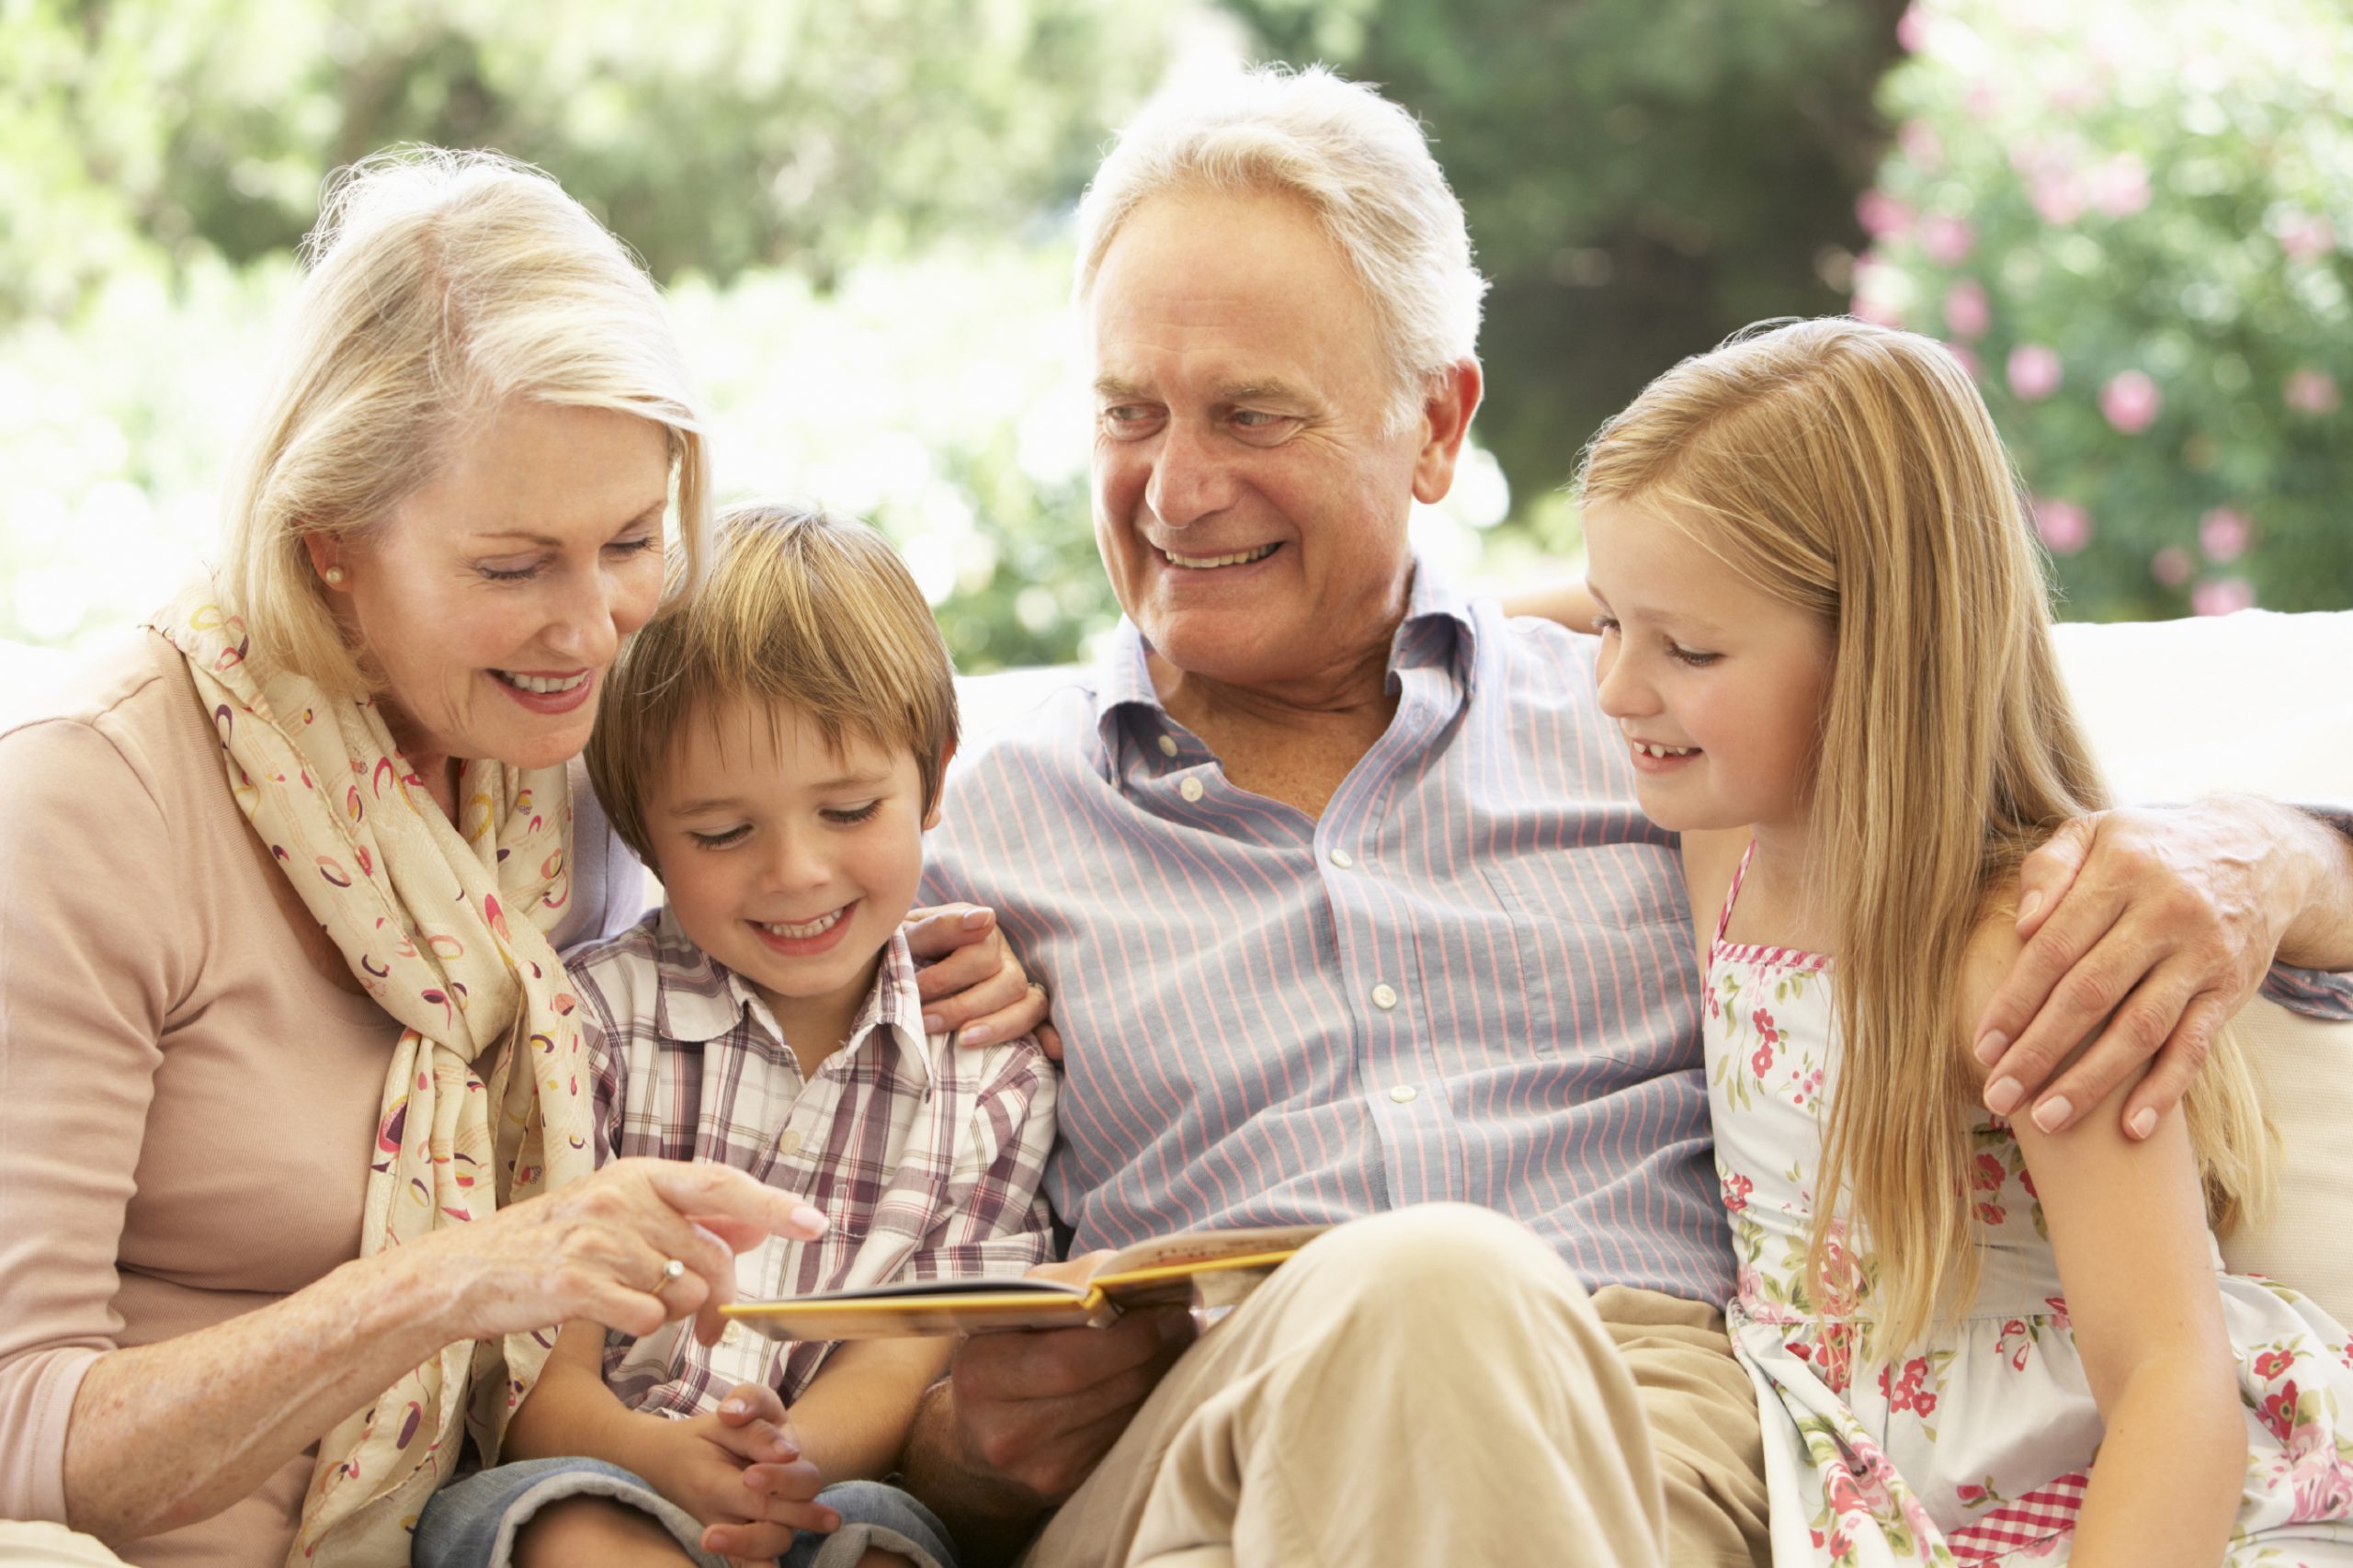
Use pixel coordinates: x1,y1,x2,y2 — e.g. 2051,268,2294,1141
1707,845,2353,1565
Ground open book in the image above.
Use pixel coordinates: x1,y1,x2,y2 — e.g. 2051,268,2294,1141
722,1224,1331,1341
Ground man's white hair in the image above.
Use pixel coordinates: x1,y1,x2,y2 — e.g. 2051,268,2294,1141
1074,63,1488,424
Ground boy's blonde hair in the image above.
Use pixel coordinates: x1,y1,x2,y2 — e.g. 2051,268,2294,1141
587,504,959,866
1578,317,2274,1356
221,148,712,699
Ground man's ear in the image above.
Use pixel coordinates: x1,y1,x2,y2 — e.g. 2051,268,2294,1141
922,739,958,832
1410,358,1484,506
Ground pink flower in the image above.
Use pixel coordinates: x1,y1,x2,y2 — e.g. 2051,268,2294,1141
2030,173,2085,226
1722,1172,1754,1212
1857,189,1914,240
1944,278,1990,338
1752,1043,1776,1077
2290,1449,2353,1524
2193,577,2256,617
2032,497,2092,554
2151,545,2194,586
2286,369,2341,414
1898,119,1943,170
2256,1348,2298,1381
1896,4,1930,52
2088,153,2150,218
2008,343,2063,401
1973,1199,2007,1225
1972,1152,2006,1191
2279,212,2338,264
2044,1295,2072,1329
1922,213,1975,265
2018,1166,2037,1199
2100,369,2163,434
2200,507,2252,563
1957,1482,1989,1507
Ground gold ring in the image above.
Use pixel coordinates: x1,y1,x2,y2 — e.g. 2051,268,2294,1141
651,1258,687,1296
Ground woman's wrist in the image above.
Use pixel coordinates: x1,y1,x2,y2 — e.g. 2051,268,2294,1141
335,1235,474,1365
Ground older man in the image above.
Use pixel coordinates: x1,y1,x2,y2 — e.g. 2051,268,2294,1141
905,67,2353,1567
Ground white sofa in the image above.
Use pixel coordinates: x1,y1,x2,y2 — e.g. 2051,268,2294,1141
6,611,2348,1314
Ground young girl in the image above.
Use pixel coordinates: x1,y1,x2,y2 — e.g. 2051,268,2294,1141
1576,317,2353,1565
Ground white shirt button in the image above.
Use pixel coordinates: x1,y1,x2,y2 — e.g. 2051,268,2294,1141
1389,1085,1418,1104
721,1322,745,1349
1371,983,1398,1010
1179,778,1205,802
1329,848,1355,869
776,1129,801,1155
1158,733,1179,757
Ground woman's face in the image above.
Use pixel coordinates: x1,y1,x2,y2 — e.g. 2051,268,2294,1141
313,398,673,771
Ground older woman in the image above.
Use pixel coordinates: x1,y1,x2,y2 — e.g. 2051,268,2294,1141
0,151,1040,1568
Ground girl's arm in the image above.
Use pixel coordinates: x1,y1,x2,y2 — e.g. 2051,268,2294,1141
1961,922,2243,1568
1500,576,1604,635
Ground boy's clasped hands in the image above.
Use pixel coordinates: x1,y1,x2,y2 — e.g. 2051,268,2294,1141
635,1381,839,1564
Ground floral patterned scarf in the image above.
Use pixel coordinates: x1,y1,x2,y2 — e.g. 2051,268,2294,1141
151,583,597,1566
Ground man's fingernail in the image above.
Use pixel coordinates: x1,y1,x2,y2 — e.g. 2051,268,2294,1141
792,1203,830,1233
922,1013,945,1034
1985,1077,2022,1115
962,909,991,927
1972,1030,2007,1067
961,1025,993,1047
720,1398,746,1416
2031,1096,2072,1133
2129,1107,2158,1140
2018,891,2043,924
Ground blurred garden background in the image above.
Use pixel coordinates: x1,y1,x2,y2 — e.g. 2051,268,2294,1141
5,0,2348,670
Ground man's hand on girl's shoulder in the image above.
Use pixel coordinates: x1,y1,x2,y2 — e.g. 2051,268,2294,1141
1969,797,2347,1141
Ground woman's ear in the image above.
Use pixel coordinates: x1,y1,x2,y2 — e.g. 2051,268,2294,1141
301,530,350,592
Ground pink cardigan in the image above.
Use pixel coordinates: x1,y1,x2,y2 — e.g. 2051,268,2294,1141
0,632,640,1567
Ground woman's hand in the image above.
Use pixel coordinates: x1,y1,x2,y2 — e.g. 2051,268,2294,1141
904,903,1061,1058
407,1158,829,1347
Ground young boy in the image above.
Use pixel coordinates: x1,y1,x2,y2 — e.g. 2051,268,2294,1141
414,505,1057,1568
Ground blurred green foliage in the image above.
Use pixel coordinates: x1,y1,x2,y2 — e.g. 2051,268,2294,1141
1233,0,1905,549
5,0,2343,664
1859,0,2353,616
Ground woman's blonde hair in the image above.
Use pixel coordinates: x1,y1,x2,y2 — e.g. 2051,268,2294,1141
1578,317,2273,1355
585,503,960,869
219,147,712,699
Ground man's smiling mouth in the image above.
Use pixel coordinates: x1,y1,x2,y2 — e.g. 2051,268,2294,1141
1160,543,1280,570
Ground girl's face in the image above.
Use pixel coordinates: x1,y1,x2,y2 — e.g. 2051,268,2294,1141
1583,496,1835,835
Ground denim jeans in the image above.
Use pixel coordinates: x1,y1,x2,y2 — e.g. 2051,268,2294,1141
413,1456,957,1568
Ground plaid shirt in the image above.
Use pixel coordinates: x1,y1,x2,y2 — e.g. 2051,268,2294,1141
568,907,1057,1414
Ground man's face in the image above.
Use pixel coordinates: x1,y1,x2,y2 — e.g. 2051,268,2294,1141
1086,189,1442,690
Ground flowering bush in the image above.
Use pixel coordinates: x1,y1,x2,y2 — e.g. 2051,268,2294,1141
1854,0,2353,617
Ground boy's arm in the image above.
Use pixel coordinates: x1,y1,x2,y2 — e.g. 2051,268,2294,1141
503,1321,657,1470
1961,923,2242,1568
788,1338,956,1481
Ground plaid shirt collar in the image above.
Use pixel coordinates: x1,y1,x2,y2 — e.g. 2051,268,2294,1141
646,905,934,1090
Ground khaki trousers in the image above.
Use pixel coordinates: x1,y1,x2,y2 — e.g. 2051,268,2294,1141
1022,1204,1768,1568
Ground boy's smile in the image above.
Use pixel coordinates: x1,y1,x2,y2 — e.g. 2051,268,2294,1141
647,696,940,1074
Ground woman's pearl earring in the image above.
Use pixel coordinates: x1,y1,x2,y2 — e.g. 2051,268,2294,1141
323,566,347,586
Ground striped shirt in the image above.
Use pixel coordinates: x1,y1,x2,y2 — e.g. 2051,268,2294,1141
568,910,1057,1412
924,565,1733,1303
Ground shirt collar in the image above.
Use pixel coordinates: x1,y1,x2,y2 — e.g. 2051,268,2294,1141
1093,554,1481,746
649,909,934,1088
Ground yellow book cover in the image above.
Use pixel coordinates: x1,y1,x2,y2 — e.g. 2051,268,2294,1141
722,1224,1332,1341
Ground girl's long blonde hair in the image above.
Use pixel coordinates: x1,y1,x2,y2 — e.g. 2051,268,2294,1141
1579,318,2273,1354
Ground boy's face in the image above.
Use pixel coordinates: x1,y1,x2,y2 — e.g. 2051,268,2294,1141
647,696,939,1051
